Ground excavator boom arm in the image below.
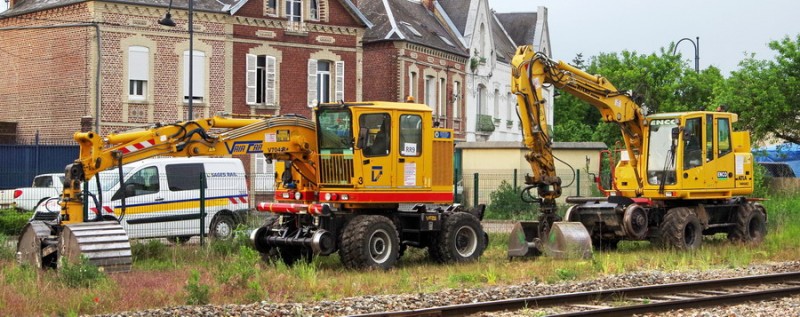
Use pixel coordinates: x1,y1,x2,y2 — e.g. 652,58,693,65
511,46,647,200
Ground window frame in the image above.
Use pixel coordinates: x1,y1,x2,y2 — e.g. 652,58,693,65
128,46,149,102
285,0,302,22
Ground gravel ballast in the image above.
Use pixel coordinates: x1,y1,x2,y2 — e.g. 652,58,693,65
94,261,800,317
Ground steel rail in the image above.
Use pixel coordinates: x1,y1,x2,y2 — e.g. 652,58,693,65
350,271,800,317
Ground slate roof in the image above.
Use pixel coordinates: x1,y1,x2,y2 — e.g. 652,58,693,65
1,0,371,27
490,13,517,63
437,0,466,35
495,12,537,47
359,0,468,57
0,0,237,17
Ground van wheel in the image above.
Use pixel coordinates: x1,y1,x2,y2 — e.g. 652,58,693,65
210,215,236,240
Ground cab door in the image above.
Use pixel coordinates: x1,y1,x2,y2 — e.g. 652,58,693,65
680,116,706,189
396,112,425,189
356,112,393,189
711,115,736,190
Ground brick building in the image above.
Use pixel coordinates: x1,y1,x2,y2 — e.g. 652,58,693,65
0,0,371,199
358,0,469,140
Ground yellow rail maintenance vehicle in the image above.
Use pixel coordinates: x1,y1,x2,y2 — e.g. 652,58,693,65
17,101,486,272
507,46,766,258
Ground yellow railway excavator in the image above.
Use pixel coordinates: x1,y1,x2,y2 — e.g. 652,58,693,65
507,46,767,258
18,101,487,272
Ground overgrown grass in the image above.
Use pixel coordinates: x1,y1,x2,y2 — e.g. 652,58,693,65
0,194,798,315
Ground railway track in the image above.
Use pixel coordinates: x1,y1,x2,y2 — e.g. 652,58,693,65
351,271,800,317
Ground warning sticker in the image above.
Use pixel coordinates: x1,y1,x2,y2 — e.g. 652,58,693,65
404,163,416,186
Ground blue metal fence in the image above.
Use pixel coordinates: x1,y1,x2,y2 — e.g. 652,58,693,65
0,139,78,189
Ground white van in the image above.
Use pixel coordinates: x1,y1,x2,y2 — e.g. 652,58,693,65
34,157,249,241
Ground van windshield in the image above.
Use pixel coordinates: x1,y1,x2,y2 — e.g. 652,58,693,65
88,167,133,192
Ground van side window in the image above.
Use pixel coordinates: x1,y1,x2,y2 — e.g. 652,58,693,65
166,163,206,191
112,166,159,200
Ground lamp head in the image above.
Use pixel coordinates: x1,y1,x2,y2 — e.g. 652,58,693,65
158,12,176,27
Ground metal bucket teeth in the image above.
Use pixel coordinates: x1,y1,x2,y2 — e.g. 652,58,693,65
58,222,132,273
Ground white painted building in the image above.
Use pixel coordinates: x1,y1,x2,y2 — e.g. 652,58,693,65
438,1,553,142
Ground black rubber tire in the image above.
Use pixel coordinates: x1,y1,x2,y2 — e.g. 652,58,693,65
429,212,485,263
210,214,236,240
339,215,399,270
728,204,767,244
659,207,702,250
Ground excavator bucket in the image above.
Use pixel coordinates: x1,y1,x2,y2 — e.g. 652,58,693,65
16,221,57,269
59,222,132,273
18,221,133,272
508,221,593,259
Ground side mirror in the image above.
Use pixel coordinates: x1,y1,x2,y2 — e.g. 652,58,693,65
671,127,681,141
124,184,136,197
356,127,368,149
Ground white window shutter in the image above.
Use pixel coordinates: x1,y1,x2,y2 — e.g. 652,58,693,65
266,56,276,105
128,46,149,81
307,59,317,107
184,50,205,101
246,54,257,104
193,51,205,100
335,61,344,102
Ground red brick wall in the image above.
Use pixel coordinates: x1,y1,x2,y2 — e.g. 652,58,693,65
362,42,398,102
0,4,93,141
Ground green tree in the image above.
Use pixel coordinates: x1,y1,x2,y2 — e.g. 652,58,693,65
714,35,800,144
552,46,719,148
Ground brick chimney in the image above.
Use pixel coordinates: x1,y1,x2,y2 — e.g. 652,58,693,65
422,0,434,11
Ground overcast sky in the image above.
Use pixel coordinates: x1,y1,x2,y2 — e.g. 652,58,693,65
3,1,798,74
489,0,800,75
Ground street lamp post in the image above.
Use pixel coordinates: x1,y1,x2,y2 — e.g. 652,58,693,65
159,0,194,121
673,36,700,73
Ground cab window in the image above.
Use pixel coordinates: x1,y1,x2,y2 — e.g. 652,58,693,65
399,114,422,156
112,166,160,200
683,118,702,170
717,118,731,157
360,113,391,157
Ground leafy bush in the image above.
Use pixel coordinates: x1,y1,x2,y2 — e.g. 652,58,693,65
752,162,769,198
59,256,106,288
209,225,250,256
131,239,168,261
0,210,32,236
486,180,537,219
215,245,259,287
184,269,210,305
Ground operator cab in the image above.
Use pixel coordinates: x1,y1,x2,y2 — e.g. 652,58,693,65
636,111,753,199
312,102,455,206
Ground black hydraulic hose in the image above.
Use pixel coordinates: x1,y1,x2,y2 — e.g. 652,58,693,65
117,156,127,222
94,174,103,213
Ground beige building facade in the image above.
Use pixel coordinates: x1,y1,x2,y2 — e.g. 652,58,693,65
457,141,607,206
